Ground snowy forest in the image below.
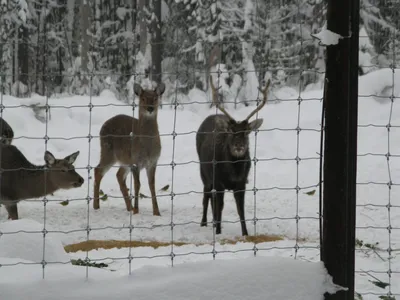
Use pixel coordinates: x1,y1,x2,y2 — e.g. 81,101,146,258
0,0,399,105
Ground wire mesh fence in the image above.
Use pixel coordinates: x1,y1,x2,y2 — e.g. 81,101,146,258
354,1,400,299
0,0,399,299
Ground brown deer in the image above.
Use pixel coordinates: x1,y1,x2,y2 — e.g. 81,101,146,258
93,82,165,216
0,144,84,220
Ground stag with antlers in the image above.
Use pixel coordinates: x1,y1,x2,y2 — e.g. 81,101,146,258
195,76,270,236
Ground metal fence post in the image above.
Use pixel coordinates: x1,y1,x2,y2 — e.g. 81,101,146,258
321,0,359,299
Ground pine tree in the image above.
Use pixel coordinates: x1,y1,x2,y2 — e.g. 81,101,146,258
360,0,400,67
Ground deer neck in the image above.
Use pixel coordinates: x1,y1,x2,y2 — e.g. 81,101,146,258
138,110,159,136
20,165,58,199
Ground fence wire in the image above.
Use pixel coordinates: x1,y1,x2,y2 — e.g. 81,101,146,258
0,1,398,299
354,2,400,298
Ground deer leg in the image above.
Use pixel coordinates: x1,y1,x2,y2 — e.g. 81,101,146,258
116,166,132,211
234,187,248,236
93,162,112,210
214,191,224,235
5,203,18,220
132,166,141,214
146,164,160,216
201,185,211,227
93,167,103,210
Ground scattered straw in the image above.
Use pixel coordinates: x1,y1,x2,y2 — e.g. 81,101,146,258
64,234,284,253
64,240,188,253
220,234,284,245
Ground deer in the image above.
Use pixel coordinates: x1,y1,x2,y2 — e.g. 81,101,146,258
195,75,270,236
93,81,165,216
0,117,14,145
0,144,84,220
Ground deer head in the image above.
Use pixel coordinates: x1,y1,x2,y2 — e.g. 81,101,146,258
134,82,166,117
44,150,84,189
210,76,270,157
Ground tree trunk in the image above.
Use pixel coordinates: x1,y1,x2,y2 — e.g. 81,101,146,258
67,0,76,44
80,0,91,92
131,0,137,34
18,26,29,93
151,0,162,84
138,0,148,55
13,26,19,96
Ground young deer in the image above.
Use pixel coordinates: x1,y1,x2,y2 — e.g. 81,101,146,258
0,145,84,220
93,82,165,216
195,76,270,236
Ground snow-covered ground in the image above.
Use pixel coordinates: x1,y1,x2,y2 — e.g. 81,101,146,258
0,234,343,300
0,68,399,299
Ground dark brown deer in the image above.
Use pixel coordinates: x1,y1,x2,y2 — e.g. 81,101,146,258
0,145,84,220
195,76,270,236
0,117,14,145
93,82,165,216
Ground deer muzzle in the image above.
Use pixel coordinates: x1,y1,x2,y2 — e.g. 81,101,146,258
74,176,85,187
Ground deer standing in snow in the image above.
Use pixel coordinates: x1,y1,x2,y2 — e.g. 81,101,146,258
195,73,270,236
93,82,165,216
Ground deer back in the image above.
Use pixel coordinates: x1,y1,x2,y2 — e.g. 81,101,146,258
0,117,14,145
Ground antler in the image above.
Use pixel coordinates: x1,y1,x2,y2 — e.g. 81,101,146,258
209,75,235,121
244,79,271,122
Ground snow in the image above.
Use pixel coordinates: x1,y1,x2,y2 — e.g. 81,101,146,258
116,7,130,21
359,68,400,101
312,23,343,46
0,218,344,299
359,50,374,74
0,255,343,300
243,0,254,32
0,67,399,298
0,219,70,263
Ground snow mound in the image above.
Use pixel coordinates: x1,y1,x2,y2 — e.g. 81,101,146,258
0,256,344,300
359,68,400,101
0,219,70,263
312,23,343,46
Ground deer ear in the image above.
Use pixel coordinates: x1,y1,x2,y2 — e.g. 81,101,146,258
134,83,142,96
155,82,165,96
64,151,80,165
248,118,263,132
44,151,56,166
